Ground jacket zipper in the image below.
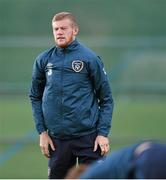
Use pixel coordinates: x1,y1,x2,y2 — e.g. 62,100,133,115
61,49,65,128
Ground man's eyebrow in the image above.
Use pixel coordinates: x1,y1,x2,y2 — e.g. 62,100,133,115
54,26,68,29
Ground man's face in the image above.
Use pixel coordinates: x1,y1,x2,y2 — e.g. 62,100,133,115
52,19,78,48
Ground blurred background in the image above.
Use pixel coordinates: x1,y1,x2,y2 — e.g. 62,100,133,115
0,0,166,178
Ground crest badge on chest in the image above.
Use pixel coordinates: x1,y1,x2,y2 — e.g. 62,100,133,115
72,60,84,72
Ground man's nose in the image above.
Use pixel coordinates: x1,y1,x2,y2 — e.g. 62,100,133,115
56,29,63,35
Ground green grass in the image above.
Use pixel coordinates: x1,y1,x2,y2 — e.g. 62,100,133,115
1,0,166,36
0,0,166,177
112,97,166,140
0,47,45,83
0,95,33,138
0,95,166,178
0,144,48,179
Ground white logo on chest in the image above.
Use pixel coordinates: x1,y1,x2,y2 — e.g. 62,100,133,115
47,63,53,76
72,60,84,72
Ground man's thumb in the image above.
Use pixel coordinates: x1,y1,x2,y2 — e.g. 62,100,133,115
50,140,55,151
93,140,98,152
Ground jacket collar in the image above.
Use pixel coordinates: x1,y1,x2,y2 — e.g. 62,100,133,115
56,39,79,53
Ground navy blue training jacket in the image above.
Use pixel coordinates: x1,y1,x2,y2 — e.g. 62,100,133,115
80,141,166,179
29,39,114,139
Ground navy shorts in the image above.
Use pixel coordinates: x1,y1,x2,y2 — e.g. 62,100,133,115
48,132,102,179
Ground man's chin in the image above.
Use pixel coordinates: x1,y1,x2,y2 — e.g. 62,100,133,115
56,39,66,47
56,42,67,48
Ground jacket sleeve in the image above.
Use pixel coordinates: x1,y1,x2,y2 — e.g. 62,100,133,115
80,144,137,179
89,56,114,137
29,55,47,134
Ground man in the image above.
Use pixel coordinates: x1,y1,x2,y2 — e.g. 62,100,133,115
80,141,166,179
29,12,114,179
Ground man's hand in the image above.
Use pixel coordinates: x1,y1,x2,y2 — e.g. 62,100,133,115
39,131,55,158
93,135,110,156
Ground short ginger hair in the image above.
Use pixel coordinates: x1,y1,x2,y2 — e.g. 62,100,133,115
65,164,88,179
52,12,78,27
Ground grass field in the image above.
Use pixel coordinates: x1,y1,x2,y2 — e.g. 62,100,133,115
0,95,165,178
0,0,166,178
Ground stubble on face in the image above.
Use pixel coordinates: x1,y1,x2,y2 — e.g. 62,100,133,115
52,19,78,48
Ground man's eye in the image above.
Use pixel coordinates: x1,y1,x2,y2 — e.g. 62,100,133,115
54,27,67,31
62,27,67,30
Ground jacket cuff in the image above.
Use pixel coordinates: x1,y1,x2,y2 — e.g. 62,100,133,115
97,131,109,137
37,126,47,135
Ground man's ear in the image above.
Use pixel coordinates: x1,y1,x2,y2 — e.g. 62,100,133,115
73,26,79,36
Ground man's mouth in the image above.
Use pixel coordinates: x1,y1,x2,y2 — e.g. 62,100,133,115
57,37,65,40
